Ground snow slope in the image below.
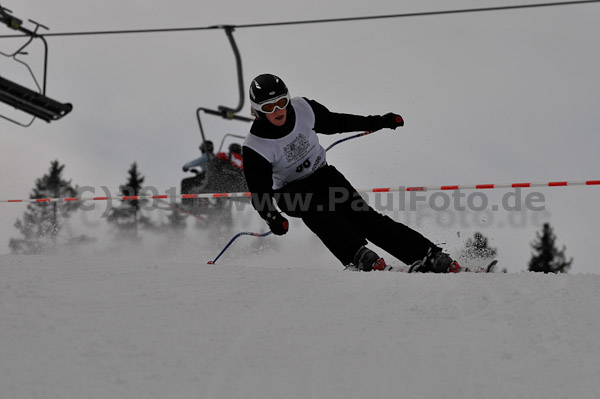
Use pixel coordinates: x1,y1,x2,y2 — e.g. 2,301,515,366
1,253,600,399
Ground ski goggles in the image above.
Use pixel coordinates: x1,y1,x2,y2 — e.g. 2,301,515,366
253,93,290,114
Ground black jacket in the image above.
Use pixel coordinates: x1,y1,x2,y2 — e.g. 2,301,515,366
242,98,385,219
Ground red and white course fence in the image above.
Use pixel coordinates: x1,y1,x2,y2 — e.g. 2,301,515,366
1,179,599,204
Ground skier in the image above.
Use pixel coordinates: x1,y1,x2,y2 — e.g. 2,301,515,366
216,143,244,170
242,74,460,273
228,143,243,170
181,140,214,206
183,140,214,174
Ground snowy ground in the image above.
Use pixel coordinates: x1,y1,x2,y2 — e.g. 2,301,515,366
2,248,600,399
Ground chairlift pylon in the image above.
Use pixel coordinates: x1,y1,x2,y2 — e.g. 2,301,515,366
0,4,72,127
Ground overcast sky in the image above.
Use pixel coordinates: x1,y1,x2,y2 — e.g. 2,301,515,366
1,0,599,272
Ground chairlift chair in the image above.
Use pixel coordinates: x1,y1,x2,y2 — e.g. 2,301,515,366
180,26,253,218
0,5,72,126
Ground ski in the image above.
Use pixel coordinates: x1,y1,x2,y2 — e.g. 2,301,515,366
464,260,498,273
383,259,498,273
346,259,498,273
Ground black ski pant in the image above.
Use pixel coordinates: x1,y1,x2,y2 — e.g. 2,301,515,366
275,165,435,266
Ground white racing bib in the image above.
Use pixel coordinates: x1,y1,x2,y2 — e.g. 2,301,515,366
244,97,327,190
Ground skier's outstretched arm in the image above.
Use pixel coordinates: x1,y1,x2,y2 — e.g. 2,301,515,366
305,98,404,135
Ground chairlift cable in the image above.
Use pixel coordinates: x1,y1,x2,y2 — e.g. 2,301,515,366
235,0,600,29
0,0,599,39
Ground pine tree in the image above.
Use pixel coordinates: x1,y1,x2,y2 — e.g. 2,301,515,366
529,223,573,273
106,162,154,239
460,232,497,263
9,160,82,254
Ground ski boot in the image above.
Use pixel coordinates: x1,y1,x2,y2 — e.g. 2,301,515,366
345,246,388,272
408,247,461,273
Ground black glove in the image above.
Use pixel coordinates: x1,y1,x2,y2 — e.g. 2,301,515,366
182,166,189,172
265,211,289,236
380,113,404,130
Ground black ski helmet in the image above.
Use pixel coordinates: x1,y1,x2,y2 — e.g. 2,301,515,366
228,143,242,155
249,74,289,115
199,140,214,154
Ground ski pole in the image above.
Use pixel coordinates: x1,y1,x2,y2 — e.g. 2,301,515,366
325,116,403,151
207,231,272,265
325,131,375,151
